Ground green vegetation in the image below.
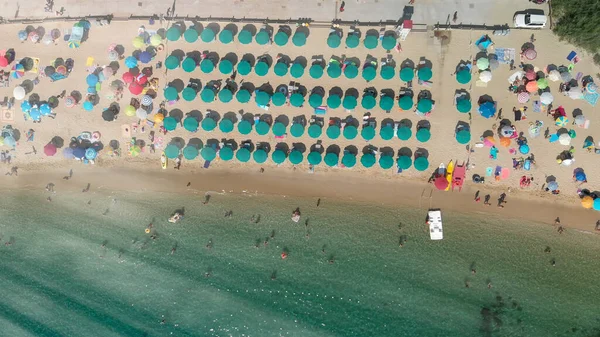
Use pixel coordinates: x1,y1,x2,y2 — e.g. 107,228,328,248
551,0,600,65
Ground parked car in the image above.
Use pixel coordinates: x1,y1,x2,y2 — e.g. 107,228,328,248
514,13,547,28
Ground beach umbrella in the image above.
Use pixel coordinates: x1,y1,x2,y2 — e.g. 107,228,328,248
397,156,412,169
478,102,496,118
255,91,270,106
308,124,322,138
499,137,511,147
219,119,234,133
290,123,304,137
400,67,414,82
219,146,234,161
44,143,57,156
364,35,378,49
85,148,97,160
40,104,51,116
218,88,233,102
555,116,568,127
292,32,307,47
519,144,530,154
272,149,286,164
308,152,322,165
219,59,233,74
344,64,358,79
290,63,305,78
129,82,143,95
456,69,471,84
72,147,85,159
184,28,199,43
150,34,163,46
525,70,536,81
327,125,340,139
236,89,251,103
526,81,538,92
309,94,323,108
252,149,267,163
381,66,395,80
238,29,252,44
362,66,376,81
540,92,554,105
83,101,93,111
327,94,341,109
594,198,600,211
522,49,537,60
201,88,215,103
456,99,471,113
183,146,199,160
129,145,142,157
12,86,25,100
62,147,74,159
327,33,341,48
418,67,433,81
237,60,252,75
9,64,26,78
163,116,178,131
107,50,119,61
18,30,27,41
0,56,8,67
379,155,394,169
182,57,196,72
361,153,376,168
476,58,489,70
547,181,558,192
434,176,449,190
417,99,432,113
558,133,571,146
327,63,342,78
164,144,180,159
182,87,197,101
361,96,376,109
274,62,288,76
399,96,413,110
255,29,269,45
548,70,561,82
122,71,134,83
479,71,492,83
574,115,586,127
397,126,412,140
379,96,394,111
341,153,356,168
343,96,357,110
28,31,39,43
101,108,115,121
382,35,397,50
272,92,286,106
537,78,549,90
201,147,217,161
125,56,138,69
200,59,214,73
140,95,152,106
138,51,152,64
201,28,215,43
274,31,289,46
183,117,199,132
483,136,495,147
64,96,75,108
166,27,181,41
21,100,31,112
380,126,394,140
581,196,593,209
324,153,338,167
255,121,270,135
346,34,359,48
517,92,530,104
414,157,429,171
238,120,252,134
255,61,269,76
456,130,471,144
575,171,587,182
3,135,16,147
272,122,286,136
567,88,583,99
343,125,358,140
219,29,233,44
361,126,375,140
289,150,303,164
202,118,217,131
290,93,305,107
309,64,324,79
165,55,180,70
164,87,178,101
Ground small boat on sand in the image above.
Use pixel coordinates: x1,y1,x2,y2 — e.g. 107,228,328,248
426,209,443,240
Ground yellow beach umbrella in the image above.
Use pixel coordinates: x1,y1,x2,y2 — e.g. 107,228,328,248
150,34,163,46
132,36,144,49
581,196,593,209
129,145,141,157
153,113,165,124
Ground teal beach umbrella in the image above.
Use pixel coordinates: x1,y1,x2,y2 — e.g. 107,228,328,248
309,94,323,108
308,124,322,138
255,91,270,106
381,65,395,80
364,35,378,49
362,66,376,81
237,60,252,75
341,153,356,168
417,99,433,112
344,64,358,79
346,34,359,48
219,119,234,133
274,31,289,46
164,87,178,101
343,96,357,110
163,116,177,131
400,67,414,81
272,122,286,136
290,63,304,78
308,152,322,165
397,156,412,169
327,94,341,109
380,95,394,110
182,87,196,101
272,149,286,164
326,125,340,139
456,69,471,84
309,64,324,79
382,35,397,50
201,147,216,161
219,146,234,160
255,30,269,45
343,125,358,140
327,63,342,78
290,123,304,137
201,88,215,103
201,118,216,131
456,99,472,113
184,28,198,43
289,150,303,164
165,55,179,70
166,27,181,41
379,155,394,169
200,59,214,73
236,147,250,162
361,96,376,109
327,33,341,48
219,29,233,44
418,67,433,81
399,96,413,110
236,89,251,103
397,126,412,140
183,116,198,131
164,144,179,158
253,149,267,163
380,125,394,140
361,153,376,168
414,157,429,171
292,32,307,46
219,59,233,74
456,130,471,144
274,62,288,76
255,121,270,135
416,128,431,142
324,153,338,167
182,57,196,72
238,29,252,44
361,126,375,140
183,145,198,160
272,92,286,106
238,120,252,134
290,93,304,107
255,61,269,76
201,28,215,42
218,88,233,102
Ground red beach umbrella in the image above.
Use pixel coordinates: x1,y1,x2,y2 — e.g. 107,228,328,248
136,75,148,85
129,82,143,95
56,65,67,75
434,176,449,191
525,70,536,81
122,71,134,83
0,56,8,67
44,143,57,156
526,81,538,93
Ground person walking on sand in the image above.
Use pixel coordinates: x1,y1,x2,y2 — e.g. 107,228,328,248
483,194,491,206
339,1,345,12
497,193,507,208
474,190,480,202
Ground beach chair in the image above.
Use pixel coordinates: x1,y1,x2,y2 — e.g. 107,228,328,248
452,162,466,191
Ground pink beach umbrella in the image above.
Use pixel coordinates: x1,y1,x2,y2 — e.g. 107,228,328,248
483,136,495,147
525,70,536,81
28,31,40,43
517,92,530,103
522,49,537,60
44,143,57,156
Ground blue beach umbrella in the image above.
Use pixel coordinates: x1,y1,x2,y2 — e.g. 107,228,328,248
29,108,41,121
20,100,31,112
83,101,94,111
125,56,137,69
479,102,496,118
86,74,98,86
85,148,97,160
40,104,52,116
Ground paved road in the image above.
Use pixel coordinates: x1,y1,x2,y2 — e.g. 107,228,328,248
5,0,544,26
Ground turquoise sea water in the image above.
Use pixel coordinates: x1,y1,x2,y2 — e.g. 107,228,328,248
0,189,599,337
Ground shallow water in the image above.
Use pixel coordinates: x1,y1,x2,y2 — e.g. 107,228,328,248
0,189,599,337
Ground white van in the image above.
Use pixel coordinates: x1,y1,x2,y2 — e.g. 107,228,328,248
514,13,547,28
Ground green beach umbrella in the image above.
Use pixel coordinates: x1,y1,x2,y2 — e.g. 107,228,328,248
238,120,252,134
380,65,395,80
324,153,338,167
290,123,304,137
272,122,286,136
308,152,322,165
201,147,216,161
236,89,251,103
274,31,289,46
309,94,323,108
289,150,303,164
182,57,196,72
219,29,233,44
272,149,286,164
274,62,288,76
456,69,471,84
255,61,269,76
537,78,549,90
327,33,341,48
380,125,394,140
399,96,413,110
417,99,432,112
326,125,341,139
163,116,177,131
290,63,304,78
456,130,471,144
218,88,233,102
255,121,270,135
309,64,324,79
219,59,233,74
164,86,177,101
343,125,358,140
238,29,252,45
380,95,394,110
379,155,394,169
165,56,180,70
253,149,267,163
416,128,431,142
183,146,199,160
201,28,215,42
200,59,214,73
400,67,414,82
308,124,322,138
361,153,376,168
476,58,489,70
236,148,250,162
344,64,358,79
361,126,375,140
166,27,180,41
343,96,357,110
237,60,252,75
292,32,307,46
327,95,341,109
255,30,269,45
164,144,179,158
362,66,376,81
201,88,215,103
290,93,304,107
272,92,286,106
219,119,234,133
182,87,196,101
397,126,412,140
397,156,412,169
327,63,342,78
382,35,397,50
418,67,433,81
346,34,359,48
255,91,270,106
201,118,216,131
414,157,429,171
219,146,233,160
184,28,198,43
456,99,472,113
341,153,356,168
183,117,199,131
361,96,376,109
364,35,378,49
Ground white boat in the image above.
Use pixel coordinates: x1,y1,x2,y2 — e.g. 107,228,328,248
168,212,183,223
426,209,443,240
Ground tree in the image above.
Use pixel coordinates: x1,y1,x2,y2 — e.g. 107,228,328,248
551,0,600,54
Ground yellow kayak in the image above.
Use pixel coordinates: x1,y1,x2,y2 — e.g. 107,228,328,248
445,160,454,191
161,153,168,169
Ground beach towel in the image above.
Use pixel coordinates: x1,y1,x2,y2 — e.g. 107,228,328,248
567,51,576,61
501,168,510,180
583,92,599,106
486,167,494,177
532,100,541,113
514,109,522,121
49,73,67,81
495,48,515,64
204,160,211,169
28,57,40,74
86,57,94,67
475,80,488,87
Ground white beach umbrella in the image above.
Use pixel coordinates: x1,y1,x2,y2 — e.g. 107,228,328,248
507,71,524,84
561,158,574,166
540,92,554,105
567,88,583,100
42,34,54,45
517,92,530,103
141,95,153,106
479,71,492,83
574,115,586,126
500,125,514,137
548,70,561,82
558,133,571,146
12,86,25,100
136,108,148,119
